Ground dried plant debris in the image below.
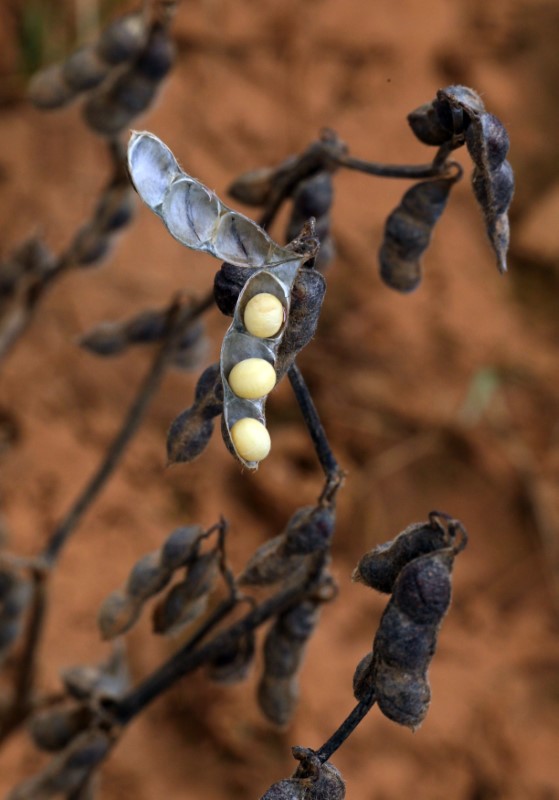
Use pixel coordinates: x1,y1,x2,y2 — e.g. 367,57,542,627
207,629,256,685
353,513,467,730
260,747,345,800
128,131,325,469
98,524,207,639
408,85,514,274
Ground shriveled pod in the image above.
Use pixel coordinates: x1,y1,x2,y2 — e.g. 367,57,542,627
61,644,130,702
125,549,172,601
7,729,112,800
62,47,109,93
97,589,141,640
371,545,461,729
465,112,514,273
128,131,320,469
352,511,454,593
95,12,147,66
228,166,278,207
260,748,345,800
408,85,485,148
207,630,255,684
379,175,457,292
258,674,299,727
152,550,219,635
71,224,111,267
167,363,223,464
28,702,93,752
285,172,334,271
283,504,335,555
27,64,76,110
160,525,204,571
238,534,304,587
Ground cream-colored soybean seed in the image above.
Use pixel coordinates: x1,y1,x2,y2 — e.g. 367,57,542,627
243,293,284,338
230,417,271,462
229,358,276,400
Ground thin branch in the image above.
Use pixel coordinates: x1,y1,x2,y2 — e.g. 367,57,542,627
315,691,376,763
287,362,344,502
335,153,448,179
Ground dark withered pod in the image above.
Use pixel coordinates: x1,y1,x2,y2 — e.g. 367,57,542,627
27,11,147,112
352,511,455,593
285,172,335,272
379,175,457,292
152,550,219,636
61,645,130,702
207,630,255,684
83,24,174,137
260,748,345,800
228,154,300,208
257,674,299,727
128,132,324,470
371,545,460,729
282,504,335,556
98,589,142,640
257,600,321,725
167,363,223,465
28,702,93,752
160,525,204,571
407,85,485,148
465,112,514,274
7,729,112,800
238,534,304,587
0,237,54,299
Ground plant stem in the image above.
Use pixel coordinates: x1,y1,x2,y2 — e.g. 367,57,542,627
315,692,376,763
335,153,449,179
287,363,344,501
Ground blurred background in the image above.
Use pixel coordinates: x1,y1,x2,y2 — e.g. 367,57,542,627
1,0,559,797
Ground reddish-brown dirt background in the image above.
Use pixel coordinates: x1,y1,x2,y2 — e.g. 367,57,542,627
1,0,559,798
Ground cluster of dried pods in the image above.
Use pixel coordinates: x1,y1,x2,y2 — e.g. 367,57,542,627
28,10,175,138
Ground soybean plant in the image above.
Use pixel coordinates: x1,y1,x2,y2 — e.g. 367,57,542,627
0,7,514,795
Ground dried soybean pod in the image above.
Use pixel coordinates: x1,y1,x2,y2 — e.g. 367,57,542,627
27,64,76,110
79,322,127,356
373,659,431,730
125,550,171,601
207,630,255,684
96,12,146,66
275,266,326,378
371,546,459,729
465,112,514,274
238,535,303,587
28,703,93,752
160,525,203,571
97,589,141,640
214,263,259,317
379,175,456,293
352,515,448,593
152,550,219,635
282,504,335,555
228,166,277,206
62,47,109,92
260,756,345,800
257,674,299,727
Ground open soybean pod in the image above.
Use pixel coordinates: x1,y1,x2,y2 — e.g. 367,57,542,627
127,132,314,469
